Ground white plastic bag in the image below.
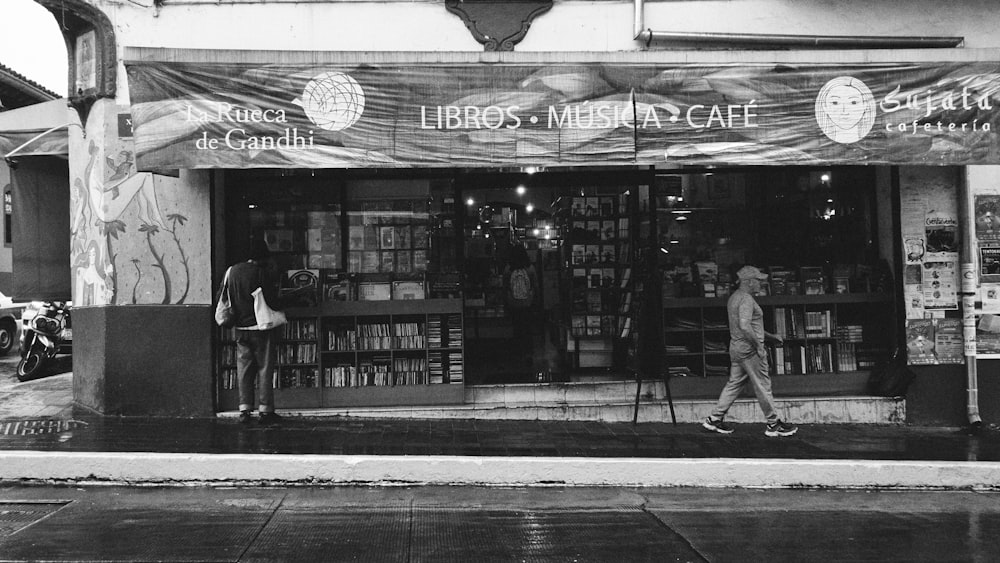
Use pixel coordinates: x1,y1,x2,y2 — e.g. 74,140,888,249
252,287,287,330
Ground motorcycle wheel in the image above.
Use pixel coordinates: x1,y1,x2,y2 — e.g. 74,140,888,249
16,345,47,382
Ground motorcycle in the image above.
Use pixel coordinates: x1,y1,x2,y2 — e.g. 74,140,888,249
17,301,72,382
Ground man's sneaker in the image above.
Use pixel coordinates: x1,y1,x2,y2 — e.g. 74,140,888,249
237,410,252,424
702,417,735,434
765,420,798,437
258,412,283,426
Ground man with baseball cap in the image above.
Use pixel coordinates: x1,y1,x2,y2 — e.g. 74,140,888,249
702,265,798,437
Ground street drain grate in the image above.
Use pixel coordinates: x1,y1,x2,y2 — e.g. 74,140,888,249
0,419,87,436
0,502,69,538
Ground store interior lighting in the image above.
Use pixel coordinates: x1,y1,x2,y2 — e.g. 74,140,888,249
516,185,526,195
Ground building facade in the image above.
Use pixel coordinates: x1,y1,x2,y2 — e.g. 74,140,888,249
33,0,1000,425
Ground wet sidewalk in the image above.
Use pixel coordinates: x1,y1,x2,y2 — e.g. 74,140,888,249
3,485,1000,562
1,406,998,462
2,358,1000,488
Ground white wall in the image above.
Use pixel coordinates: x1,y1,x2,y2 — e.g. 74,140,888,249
99,0,1000,106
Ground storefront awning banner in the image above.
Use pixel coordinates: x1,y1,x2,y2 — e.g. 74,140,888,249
0,99,70,158
124,60,1000,168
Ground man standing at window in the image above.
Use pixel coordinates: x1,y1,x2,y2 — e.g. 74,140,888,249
702,265,798,437
228,237,284,425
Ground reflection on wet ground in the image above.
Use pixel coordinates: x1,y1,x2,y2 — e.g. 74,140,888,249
1,408,999,461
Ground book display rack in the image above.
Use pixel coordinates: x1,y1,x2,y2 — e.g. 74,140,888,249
559,190,634,368
217,299,465,409
662,293,892,382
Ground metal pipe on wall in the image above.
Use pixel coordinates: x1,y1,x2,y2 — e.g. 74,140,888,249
959,172,983,428
632,0,964,49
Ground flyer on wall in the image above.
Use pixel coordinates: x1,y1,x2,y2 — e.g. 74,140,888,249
980,245,1000,282
934,318,964,364
921,261,959,310
906,319,937,365
981,284,1000,313
924,209,958,262
975,195,1000,242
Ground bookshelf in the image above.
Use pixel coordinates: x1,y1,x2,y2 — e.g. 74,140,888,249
217,299,465,409
560,190,634,368
662,293,893,388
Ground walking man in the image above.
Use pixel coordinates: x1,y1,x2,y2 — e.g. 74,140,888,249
702,265,798,437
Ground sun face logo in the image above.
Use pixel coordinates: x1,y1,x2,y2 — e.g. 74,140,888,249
815,76,876,144
292,72,366,132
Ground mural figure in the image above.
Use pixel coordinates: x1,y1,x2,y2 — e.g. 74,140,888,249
815,76,876,144
73,240,109,306
71,140,169,304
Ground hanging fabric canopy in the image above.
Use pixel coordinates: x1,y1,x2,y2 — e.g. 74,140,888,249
0,98,70,158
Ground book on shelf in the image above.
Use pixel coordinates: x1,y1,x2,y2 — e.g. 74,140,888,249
587,271,601,289
767,266,794,295
601,220,616,240
412,225,428,248
379,251,395,272
412,249,427,271
361,251,379,273
362,225,379,249
396,251,413,273
586,291,603,313
379,226,395,249
358,281,392,301
323,273,355,301
599,196,614,216
392,280,426,300
617,217,629,238
602,268,615,288
800,266,825,295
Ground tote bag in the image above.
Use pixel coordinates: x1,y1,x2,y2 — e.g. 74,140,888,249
214,268,236,328
252,287,287,330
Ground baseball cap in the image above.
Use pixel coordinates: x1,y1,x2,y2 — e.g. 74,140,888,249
736,265,768,281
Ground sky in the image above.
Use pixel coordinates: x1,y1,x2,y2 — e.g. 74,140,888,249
0,0,69,95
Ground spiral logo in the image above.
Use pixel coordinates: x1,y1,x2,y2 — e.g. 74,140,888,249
291,72,366,132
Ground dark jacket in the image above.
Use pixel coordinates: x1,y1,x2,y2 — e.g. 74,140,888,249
222,260,284,329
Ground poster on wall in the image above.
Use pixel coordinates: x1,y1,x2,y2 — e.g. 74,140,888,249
975,195,1000,241
924,210,958,262
906,319,937,365
904,236,926,264
903,264,924,319
980,245,1000,282
921,261,959,310
934,318,964,364
981,284,1000,313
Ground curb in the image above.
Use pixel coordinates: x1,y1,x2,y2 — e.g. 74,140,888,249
2,451,999,489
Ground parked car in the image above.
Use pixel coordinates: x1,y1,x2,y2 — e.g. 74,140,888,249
0,292,26,356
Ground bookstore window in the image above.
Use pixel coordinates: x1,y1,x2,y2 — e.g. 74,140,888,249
218,173,465,410
655,167,894,391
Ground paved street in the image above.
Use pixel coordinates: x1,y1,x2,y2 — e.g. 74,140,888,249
0,485,998,562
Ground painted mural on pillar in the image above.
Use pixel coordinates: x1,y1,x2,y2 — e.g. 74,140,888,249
70,100,208,306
